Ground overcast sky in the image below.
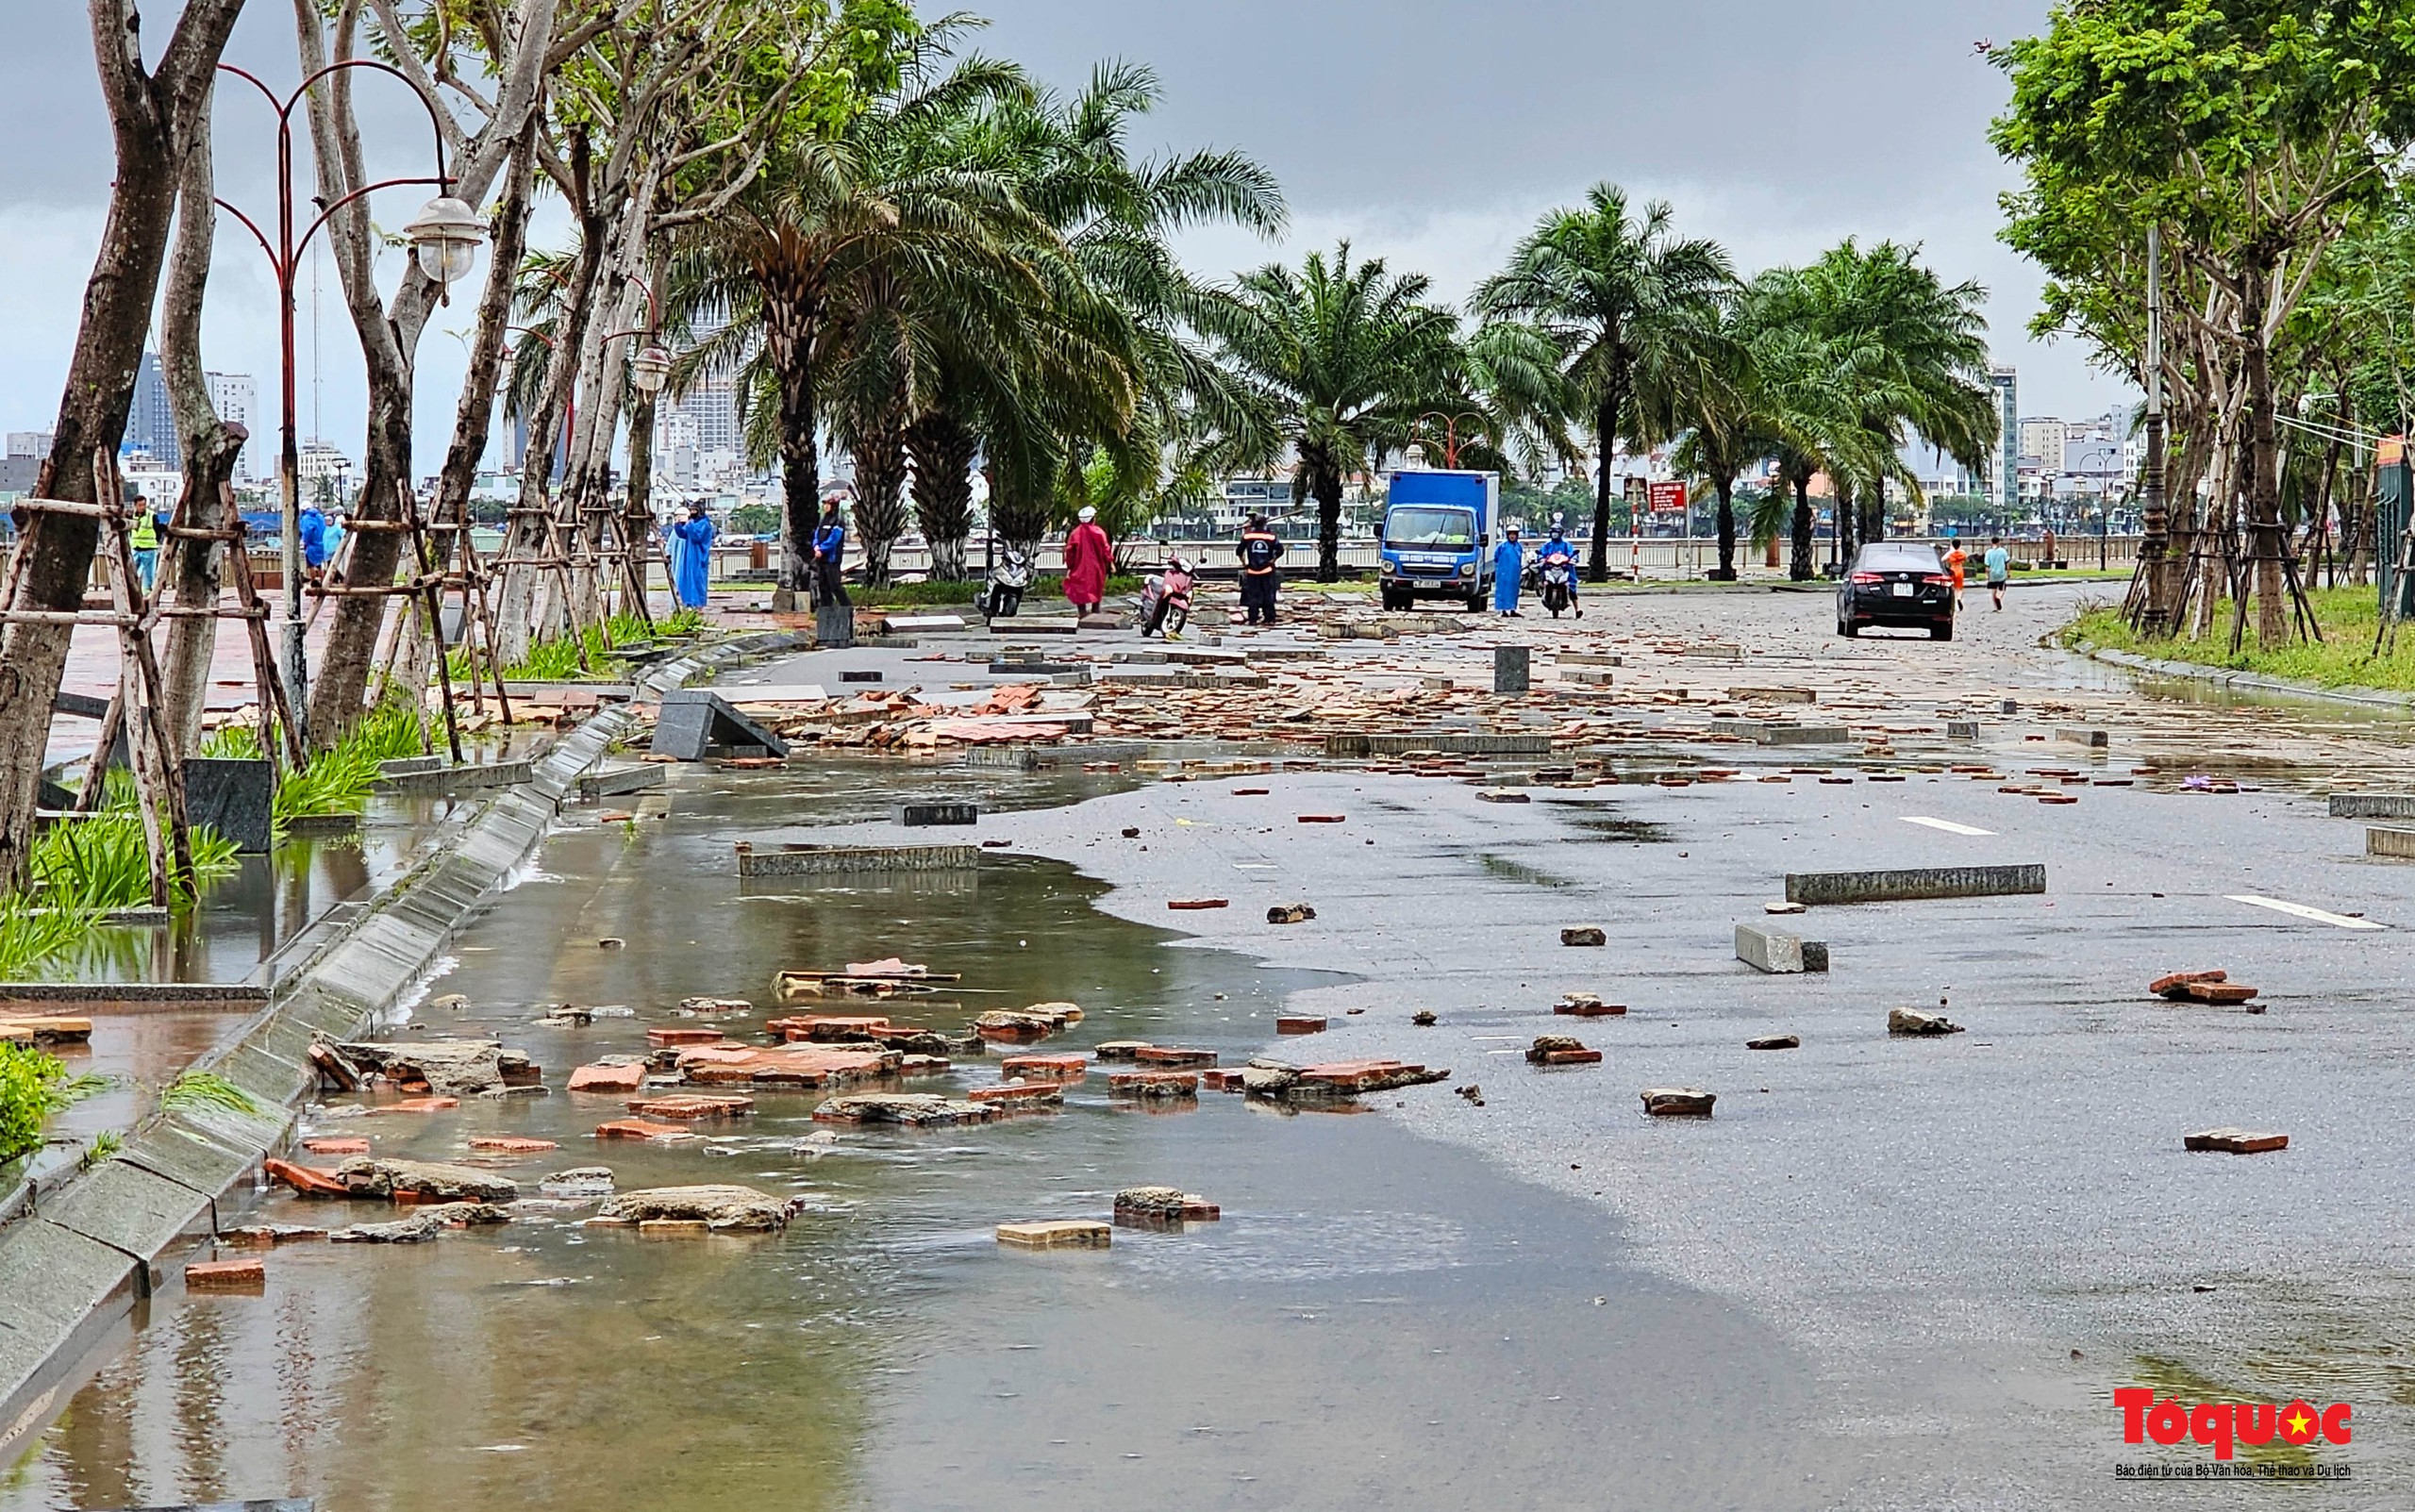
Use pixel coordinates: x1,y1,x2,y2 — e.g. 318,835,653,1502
0,1,2136,474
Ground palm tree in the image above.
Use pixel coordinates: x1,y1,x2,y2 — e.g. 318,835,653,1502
1663,302,1772,581
1211,242,1462,580
667,54,1044,607
1475,184,1734,581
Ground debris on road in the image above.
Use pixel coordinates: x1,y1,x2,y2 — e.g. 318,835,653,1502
1888,1007,1965,1037
811,1092,992,1125
1108,1071,1200,1100
1561,926,1607,947
328,1203,511,1243
1275,1016,1327,1035
998,1220,1112,1250
2183,1129,2290,1155
1641,1088,1716,1118
593,1119,700,1142
185,1257,266,1292
1527,1036,1602,1066
1114,1187,1220,1225
1267,903,1317,923
591,1185,798,1231
566,1061,647,1093
1746,1035,1802,1051
334,1158,521,1204
1554,992,1625,1017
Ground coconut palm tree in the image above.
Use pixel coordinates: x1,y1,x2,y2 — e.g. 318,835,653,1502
1211,243,1462,580
1475,184,1735,581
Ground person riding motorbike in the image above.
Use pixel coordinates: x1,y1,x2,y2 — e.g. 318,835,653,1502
1538,519,1581,619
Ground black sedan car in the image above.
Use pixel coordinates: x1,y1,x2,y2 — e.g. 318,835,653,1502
1836,542,1956,640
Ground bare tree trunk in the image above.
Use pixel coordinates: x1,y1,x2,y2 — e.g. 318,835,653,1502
908,408,975,579
498,207,605,661
1788,471,1814,582
159,86,248,757
2241,274,2287,646
0,0,246,889
1835,477,1857,563
853,399,908,590
1710,474,1737,580
765,279,823,611
623,389,656,615
1586,390,1617,583
1313,462,1343,584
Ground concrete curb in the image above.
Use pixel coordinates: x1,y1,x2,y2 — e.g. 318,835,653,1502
2080,643,2415,714
0,629,798,1463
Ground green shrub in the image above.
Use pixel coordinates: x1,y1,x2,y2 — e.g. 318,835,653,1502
30,815,239,911
0,1043,105,1164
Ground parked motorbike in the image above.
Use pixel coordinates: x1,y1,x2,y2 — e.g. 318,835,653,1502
982,548,1033,619
1138,557,1196,639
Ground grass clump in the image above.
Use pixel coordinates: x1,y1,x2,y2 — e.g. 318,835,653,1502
0,1043,107,1163
30,815,239,911
159,1069,262,1118
2063,584,2415,691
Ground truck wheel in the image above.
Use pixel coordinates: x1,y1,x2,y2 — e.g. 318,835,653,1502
1466,590,1487,613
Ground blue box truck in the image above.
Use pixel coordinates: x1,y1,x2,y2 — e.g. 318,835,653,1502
1378,468,1499,611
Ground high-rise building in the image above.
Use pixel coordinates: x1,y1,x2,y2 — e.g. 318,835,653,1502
126,351,178,470
2018,416,2067,468
205,372,258,478
6,431,51,459
1988,367,2019,507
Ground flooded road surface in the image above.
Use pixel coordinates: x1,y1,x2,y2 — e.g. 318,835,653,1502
1,761,1835,1512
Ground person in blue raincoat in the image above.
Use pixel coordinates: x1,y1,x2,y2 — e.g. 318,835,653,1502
1491,524,1525,617
298,502,329,586
671,504,714,608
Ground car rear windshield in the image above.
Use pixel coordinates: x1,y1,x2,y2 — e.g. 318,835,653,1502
1386,507,1477,548
1857,546,1943,571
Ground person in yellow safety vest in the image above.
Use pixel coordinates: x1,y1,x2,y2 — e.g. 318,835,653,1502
128,501,160,593
1237,513,1284,625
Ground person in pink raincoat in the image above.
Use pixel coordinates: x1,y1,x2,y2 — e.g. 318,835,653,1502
1062,505,1111,616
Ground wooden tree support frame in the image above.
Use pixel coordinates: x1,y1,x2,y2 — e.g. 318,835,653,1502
493,503,598,672
0,454,195,906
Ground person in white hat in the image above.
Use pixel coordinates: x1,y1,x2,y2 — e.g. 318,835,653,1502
1063,504,1111,618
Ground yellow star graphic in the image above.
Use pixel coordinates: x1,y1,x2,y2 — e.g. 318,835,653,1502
2287,1412,2313,1438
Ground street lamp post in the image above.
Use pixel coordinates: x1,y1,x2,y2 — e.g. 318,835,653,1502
212,61,480,744
1409,411,1484,471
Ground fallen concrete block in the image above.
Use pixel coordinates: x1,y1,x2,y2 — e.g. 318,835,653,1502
540,1167,616,1197
2183,1129,2289,1155
2056,726,2109,748
579,763,667,800
1735,923,1827,973
1765,725,1851,745
965,1082,1066,1109
2366,825,2415,860
2331,792,2415,819
1561,926,1607,947
735,841,978,876
998,1220,1111,1250
1887,1007,1964,1037
1727,686,1816,704
1092,1040,1150,1062
1746,1035,1801,1051
329,1203,510,1242
1526,1035,1601,1066
1561,667,1616,687
591,1184,796,1230
1947,721,1980,739
839,670,883,684
336,1158,521,1204
300,1137,370,1156
1784,864,2045,906
1275,1016,1327,1035
899,801,979,827
182,756,274,853
1324,733,1553,757
1477,788,1532,804
1297,813,1346,823
974,1009,1060,1043
678,1043,899,1088
185,1257,266,1292
1494,645,1531,694
811,1092,985,1125
651,690,791,760
1641,1088,1715,1117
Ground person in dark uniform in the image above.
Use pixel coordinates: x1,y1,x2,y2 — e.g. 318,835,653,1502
1237,513,1283,625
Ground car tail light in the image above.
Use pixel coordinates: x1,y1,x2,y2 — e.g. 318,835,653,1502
1850,572,1882,585
1922,573,1953,587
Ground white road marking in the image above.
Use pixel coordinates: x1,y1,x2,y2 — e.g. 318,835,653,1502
1903,816,1995,837
2226,894,2386,930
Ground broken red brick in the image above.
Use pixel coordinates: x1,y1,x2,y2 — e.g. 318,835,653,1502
372,1096,460,1115
1134,1046,1216,1069
1167,898,1229,910
262,1158,349,1197
1200,1068,1248,1092
2184,1129,2289,1155
465,1136,559,1154
1232,787,1269,795
2151,970,2228,999
967,1082,1066,1106
2182,981,2260,1005
300,1137,370,1156
676,1043,898,1088
566,1062,647,1093
1275,1016,1327,1035
185,1257,265,1292
624,1094,755,1120
593,1119,697,1141
644,1026,729,1048
1296,814,1346,823
998,1054,1089,1081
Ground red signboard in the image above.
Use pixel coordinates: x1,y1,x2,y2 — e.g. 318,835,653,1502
1647,480,1688,514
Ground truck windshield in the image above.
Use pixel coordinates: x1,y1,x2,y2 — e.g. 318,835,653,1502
1386,507,1476,548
